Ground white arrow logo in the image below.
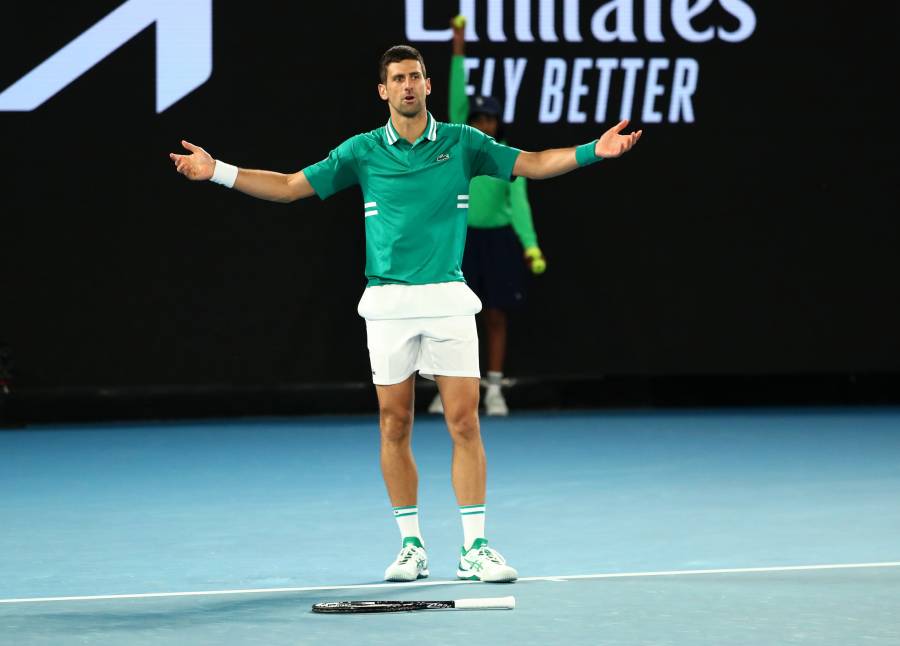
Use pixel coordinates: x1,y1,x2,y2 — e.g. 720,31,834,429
0,0,212,113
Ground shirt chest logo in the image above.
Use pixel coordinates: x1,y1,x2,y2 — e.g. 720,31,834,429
435,153,450,162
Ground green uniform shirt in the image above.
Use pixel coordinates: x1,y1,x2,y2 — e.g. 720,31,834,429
303,112,521,287
449,55,539,249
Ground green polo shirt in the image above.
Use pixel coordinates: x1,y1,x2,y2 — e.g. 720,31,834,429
303,112,521,286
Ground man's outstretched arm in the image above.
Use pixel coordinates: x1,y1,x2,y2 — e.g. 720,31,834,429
513,119,642,180
169,140,315,203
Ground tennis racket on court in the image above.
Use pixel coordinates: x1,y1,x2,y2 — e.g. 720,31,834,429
312,595,515,613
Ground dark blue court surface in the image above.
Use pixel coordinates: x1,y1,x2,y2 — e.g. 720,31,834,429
2,409,899,644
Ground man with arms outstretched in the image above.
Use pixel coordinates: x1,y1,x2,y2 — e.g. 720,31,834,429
170,45,641,583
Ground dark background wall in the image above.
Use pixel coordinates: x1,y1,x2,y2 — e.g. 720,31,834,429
2,2,898,406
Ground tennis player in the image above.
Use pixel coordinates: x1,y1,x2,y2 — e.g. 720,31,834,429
170,45,641,583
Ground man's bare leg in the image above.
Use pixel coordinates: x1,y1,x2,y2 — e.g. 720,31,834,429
376,374,417,506
438,374,516,581
435,376,485,505
378,374,429,581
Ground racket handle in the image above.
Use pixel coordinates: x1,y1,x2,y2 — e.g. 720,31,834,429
454,596,516,610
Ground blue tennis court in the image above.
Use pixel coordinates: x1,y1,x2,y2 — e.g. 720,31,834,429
2,408,899,644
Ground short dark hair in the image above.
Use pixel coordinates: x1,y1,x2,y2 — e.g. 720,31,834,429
379,45,427,83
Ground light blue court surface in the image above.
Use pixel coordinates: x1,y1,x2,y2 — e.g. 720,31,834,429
1,409,899,645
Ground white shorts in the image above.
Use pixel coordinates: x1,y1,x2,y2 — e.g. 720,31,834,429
365,315,480,385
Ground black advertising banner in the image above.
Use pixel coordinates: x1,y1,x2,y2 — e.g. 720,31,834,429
2,1,898,390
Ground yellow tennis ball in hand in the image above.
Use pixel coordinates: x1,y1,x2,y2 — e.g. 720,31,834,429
524,247,547,275
452,15,467,29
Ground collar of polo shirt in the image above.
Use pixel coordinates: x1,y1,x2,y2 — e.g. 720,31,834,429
384,112,438,146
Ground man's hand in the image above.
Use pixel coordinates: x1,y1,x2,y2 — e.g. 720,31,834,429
169,140,215,181
596,119,643,159
524,247,547,275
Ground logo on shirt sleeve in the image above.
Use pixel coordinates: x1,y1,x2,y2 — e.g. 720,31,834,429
435,153,450,162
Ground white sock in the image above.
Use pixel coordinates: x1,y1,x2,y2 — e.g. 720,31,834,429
393,506,422,542
487,371,503,387
460,504,486,549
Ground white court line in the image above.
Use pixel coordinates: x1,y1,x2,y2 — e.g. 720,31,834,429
1,561,898,605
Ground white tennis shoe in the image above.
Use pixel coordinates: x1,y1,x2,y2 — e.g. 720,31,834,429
384,537,429,582
483,387,509,416
427,393,444,415
456,538,518,582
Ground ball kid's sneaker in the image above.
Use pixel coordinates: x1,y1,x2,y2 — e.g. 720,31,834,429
483,387,509,416
384,536,429,582
428,393,444,415
456,538,518,582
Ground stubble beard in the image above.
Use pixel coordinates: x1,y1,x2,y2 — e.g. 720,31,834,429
394,97,423,119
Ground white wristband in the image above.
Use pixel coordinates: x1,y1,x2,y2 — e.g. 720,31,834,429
210,160,238,188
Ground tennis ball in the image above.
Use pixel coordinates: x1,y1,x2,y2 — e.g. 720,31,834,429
452,15,467,29
524,247,547,275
